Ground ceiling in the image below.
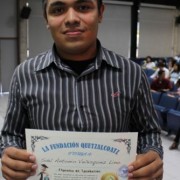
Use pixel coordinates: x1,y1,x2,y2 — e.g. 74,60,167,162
118,0,180,8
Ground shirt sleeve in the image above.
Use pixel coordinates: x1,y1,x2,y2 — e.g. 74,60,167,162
130,70,163,159
150,69,158,79
1,67,27,153
165,68,170,78
168,80,173,90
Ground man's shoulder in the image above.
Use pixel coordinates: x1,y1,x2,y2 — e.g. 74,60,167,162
23,50,50,64
102,47,140,69
18,49,52,71
163,78,171,82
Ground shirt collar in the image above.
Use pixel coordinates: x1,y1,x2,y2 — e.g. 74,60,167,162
35,47,56,71
35,40,122,72
97,41,122,70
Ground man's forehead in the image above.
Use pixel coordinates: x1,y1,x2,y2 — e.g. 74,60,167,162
46,0,98,8
47,0,96,3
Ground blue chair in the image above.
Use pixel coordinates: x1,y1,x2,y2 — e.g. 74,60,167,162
148,77,153,85
143,69,155,77
169,81,177,91
177,100,180,110
151,91,162,105
154,93,179,130
166,100,180,134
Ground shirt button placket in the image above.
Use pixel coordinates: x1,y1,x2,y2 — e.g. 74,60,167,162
75,78,83,130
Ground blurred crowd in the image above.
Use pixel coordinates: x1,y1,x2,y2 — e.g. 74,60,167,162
142,55,180,94
141,55,180,151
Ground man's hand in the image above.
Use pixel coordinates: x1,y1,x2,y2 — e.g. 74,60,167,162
128,150,163,180
1,147,37,180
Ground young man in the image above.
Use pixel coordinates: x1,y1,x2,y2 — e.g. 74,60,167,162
150,61,169,79
1,0,163,179
151,70,172,92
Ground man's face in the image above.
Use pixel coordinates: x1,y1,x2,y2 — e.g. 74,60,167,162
45,0,104,59
159,72,165,79
146,58,151,63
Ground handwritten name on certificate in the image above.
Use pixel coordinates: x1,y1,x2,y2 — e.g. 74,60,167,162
26,129,138,180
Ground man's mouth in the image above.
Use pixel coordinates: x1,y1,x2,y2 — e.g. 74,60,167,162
64,29,85,36
66,31,82,35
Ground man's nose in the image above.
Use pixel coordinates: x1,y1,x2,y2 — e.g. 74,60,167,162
65,8,80,26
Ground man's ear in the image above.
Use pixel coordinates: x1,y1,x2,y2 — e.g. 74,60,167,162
98,4,105,23
46,24,50,29
43,11,49,29
43,9,48,22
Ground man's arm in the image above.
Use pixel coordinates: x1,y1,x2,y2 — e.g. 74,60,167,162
130,70,163,158
0,67,36,179
128,70,163,179
1,67,27,152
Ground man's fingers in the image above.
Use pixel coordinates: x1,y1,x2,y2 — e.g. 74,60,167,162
129,160,163,179
2,165,35,180
1,147,37,180
128,151,163,180
3,147,34,162
2,154,36,171
129,151,160,171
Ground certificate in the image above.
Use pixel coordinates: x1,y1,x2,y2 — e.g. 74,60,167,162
26,129,138,180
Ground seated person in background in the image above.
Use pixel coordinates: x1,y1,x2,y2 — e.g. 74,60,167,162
151,70,172,92
150,62,169,79
169,128,180,150
169,62,180,84
168,79,180,96
143,56,156,69
174,55,180,63
157,58,167,68
167,57,176,73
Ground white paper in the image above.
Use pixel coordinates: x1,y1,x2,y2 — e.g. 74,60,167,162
26,129,138,180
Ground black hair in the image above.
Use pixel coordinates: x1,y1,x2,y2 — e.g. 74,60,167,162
97,0,103,10
146,56,152,60
173,62,180,73
158,69,165,76
42,0,103,18
176,79,180,86
157,62,165,68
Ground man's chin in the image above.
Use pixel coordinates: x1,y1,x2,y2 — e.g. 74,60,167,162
62,43,88,53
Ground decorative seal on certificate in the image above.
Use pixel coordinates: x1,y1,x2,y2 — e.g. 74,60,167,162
101,173,118,180
118,165,128,178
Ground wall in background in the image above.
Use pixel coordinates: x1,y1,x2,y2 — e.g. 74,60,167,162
28,0,53,58
0,0,18,92
139,5,177,57
98,2,131,58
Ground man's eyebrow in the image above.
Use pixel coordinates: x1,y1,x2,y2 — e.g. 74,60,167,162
48,1,65,8
76,0,94,3
49,0,94,7
50,0,94,6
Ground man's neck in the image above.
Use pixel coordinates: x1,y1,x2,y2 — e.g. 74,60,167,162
55,43,97,62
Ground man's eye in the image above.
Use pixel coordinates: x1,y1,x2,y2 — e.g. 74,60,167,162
50,7,65,15
77,5,92,12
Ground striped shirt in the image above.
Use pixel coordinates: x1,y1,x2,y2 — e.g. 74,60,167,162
1,41,163,158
